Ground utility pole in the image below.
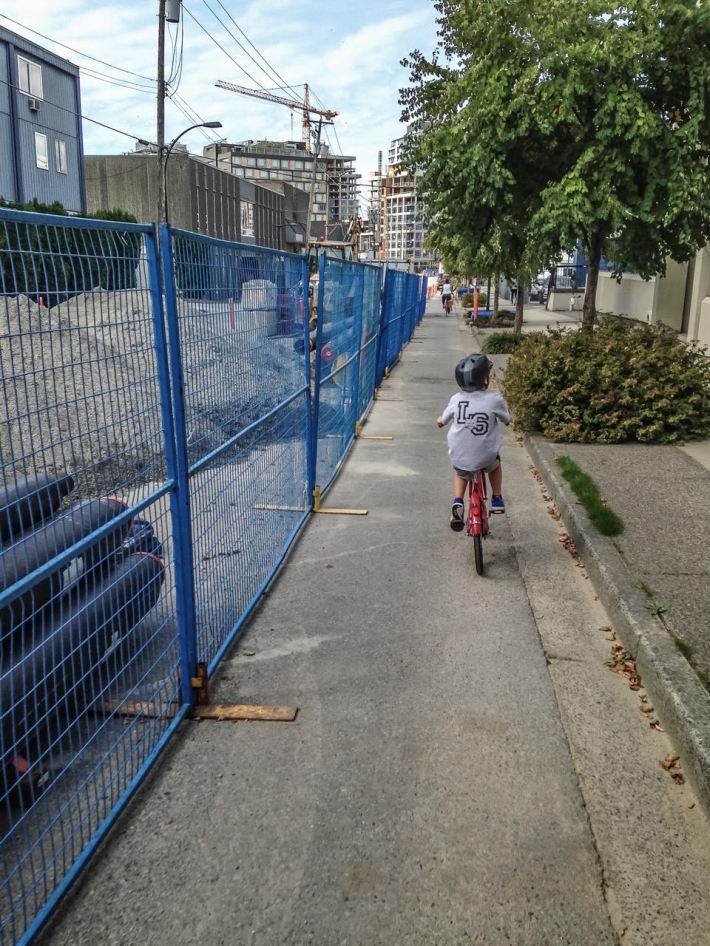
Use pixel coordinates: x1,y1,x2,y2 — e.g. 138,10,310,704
305,119,323,247
157,0,167,222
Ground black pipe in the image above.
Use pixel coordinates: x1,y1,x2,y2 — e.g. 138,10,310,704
0,474,75,544
1,551,165,801
0,498,132,639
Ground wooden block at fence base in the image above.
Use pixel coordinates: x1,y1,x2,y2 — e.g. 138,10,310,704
314,507,368,516
100,699,178,719
360,435,394,441
190,703,298,722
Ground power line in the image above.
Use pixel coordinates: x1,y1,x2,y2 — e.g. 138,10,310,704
182,4,271,92
0,74,155,144
169,93,223,143
0,13,156,83
80,66,156,95
212,0,303,100
200,0,289,94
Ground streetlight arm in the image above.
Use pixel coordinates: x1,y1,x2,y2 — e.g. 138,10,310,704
161,120,222,224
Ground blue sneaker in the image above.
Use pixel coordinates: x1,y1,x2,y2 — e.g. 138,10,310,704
450,501,465,532
491,495,505,514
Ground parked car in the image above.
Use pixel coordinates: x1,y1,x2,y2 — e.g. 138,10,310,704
528,280,547,303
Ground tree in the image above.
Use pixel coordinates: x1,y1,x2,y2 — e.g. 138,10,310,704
402,0,710,330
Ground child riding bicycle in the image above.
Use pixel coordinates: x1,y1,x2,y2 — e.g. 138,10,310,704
437,354,510,530
441,279,454,314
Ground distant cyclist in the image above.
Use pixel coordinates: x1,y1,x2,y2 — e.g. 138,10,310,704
441,279,454,315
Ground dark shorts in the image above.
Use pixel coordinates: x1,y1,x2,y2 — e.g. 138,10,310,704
454,454,500,479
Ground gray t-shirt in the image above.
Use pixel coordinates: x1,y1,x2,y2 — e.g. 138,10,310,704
441,389,510,471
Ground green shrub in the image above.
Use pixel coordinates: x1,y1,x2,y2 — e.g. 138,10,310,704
460,292,474,307
0,199,141,301
481,332,527,354
504,318,710,443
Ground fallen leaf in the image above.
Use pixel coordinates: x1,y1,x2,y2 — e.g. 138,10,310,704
689,803,696,810
598,626,612,634
325,563,334,569
650,720,665,732
241,650,256,657
671,772,686,785
640,704,654,714
660,753,680,771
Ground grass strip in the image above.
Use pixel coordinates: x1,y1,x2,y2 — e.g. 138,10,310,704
556,456,624,537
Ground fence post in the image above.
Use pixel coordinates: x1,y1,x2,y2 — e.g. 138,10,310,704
157,223,199,707
375,267,390,385
310,253,327,503
350,265,365,435
303,256,316,506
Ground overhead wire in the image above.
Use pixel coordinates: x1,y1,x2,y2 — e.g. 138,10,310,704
182,4,271,92
0,74,155,144
0,13,156,83
211,0,303,100
200,0,291,94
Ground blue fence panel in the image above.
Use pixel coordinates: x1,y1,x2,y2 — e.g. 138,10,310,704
163,229,311,673
0,208,424,944
355,265,382,424
0,208,184,946
313,256,364,495
385,271,406,371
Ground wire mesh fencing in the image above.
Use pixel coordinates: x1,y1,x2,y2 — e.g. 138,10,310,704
0,203,425,945
356,265,383,425
162,229,312,673
375,269,423,387
0,209,184,946
312,257,364,494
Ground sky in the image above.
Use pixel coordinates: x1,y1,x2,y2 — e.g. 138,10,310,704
0,0,437,203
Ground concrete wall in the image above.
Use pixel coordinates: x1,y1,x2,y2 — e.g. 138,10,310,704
687,248,710,343
654,259,688,331
697,297,710,349
86,155,305,253
596,272,656,322
548,288,583,312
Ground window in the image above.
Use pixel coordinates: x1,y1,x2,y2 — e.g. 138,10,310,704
55,139,67,174
34,132,48,170
17,56,43,98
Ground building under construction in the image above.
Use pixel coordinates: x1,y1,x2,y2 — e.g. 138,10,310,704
367,136,436,268
203,139,360,240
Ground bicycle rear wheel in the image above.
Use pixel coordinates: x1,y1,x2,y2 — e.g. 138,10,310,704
473,534,484,575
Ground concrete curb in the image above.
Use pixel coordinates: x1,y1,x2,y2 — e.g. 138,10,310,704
525,434,710,817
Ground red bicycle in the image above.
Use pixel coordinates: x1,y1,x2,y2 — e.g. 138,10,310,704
442,294,453,316
466,469,490,575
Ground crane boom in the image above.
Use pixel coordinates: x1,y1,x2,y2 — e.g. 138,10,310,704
215,80,337,120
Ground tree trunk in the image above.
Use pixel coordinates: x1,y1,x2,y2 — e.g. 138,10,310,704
582,234,603,332
493,274,500,319
513,272,525,333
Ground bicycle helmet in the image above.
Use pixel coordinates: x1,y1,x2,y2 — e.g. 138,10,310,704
455,354,492,392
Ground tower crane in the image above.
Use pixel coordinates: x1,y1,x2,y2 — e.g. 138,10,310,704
214,80,337,153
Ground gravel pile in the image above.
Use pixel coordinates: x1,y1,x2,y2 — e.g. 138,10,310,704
0,287,305,491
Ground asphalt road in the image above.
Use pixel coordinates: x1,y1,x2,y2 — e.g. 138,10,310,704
38,307,710,946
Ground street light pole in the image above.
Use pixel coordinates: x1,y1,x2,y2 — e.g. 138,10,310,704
304,118,323,249
157,0,167,221
163,121,222,225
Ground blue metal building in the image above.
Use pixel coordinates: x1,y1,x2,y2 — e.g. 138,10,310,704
0,25,86,212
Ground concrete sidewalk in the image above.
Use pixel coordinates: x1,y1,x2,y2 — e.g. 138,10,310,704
39,304,710,946
482,332,710,812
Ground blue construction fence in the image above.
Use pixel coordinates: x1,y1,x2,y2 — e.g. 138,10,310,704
0,206,426,945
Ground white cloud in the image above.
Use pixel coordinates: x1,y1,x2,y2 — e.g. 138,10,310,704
0,0,436,184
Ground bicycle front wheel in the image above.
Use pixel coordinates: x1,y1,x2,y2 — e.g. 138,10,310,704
473,534,484,575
